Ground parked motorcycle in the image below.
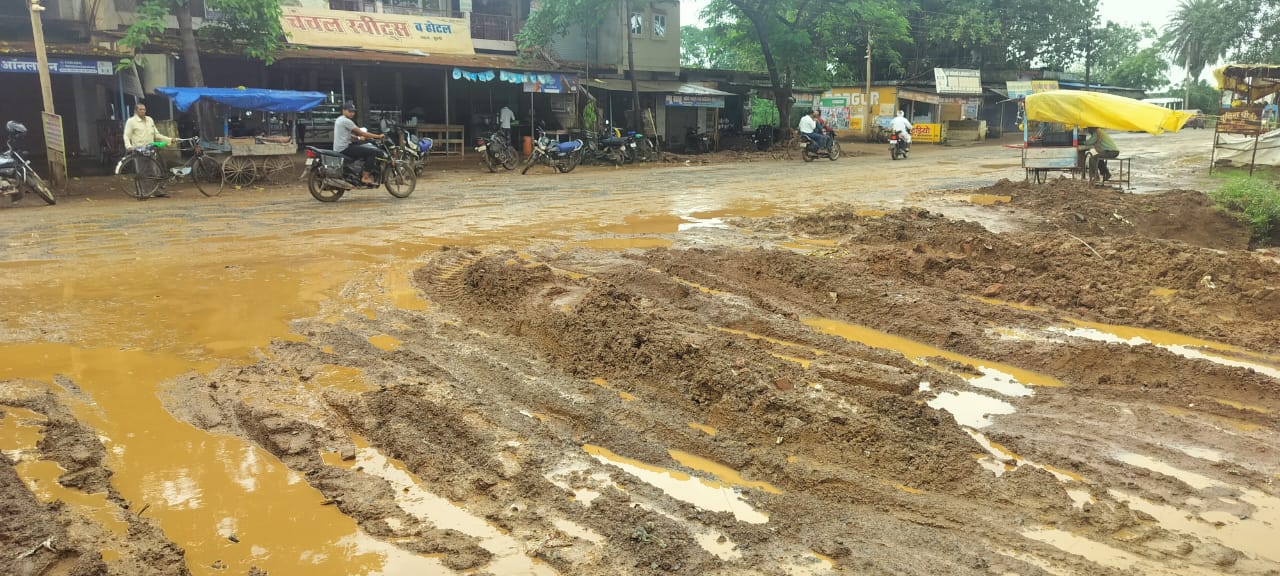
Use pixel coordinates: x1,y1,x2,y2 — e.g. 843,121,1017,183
385,124,432,176
302,138,417,202
684,126,710,154
0,121,55,205
751,125,775,152
889,130,910,160
583,129,628,167
475,130,518,172
801,126,841,162
619,129,658,163
521,128,584,174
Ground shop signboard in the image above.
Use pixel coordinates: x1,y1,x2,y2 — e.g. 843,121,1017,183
0,58,113,75
664,94,725,108
911,123,943,143
281,7,475,55
934,68,982,95
523,74,578,94
1006,80,1059,99
1218,106,1265,135
819,97,850,129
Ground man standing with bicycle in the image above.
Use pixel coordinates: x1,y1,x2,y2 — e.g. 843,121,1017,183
123,103,175,196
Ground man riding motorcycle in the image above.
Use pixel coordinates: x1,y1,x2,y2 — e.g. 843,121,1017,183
798,109,832,152
333,101,385,185
889,110,913,151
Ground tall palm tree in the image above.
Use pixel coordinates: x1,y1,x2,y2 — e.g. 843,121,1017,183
1160,0,1228,81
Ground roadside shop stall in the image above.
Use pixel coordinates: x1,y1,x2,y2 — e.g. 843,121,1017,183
1020,91,1193,187
1210,64,1280,175
155,87,326,187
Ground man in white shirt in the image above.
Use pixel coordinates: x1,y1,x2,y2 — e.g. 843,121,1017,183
797,109,829,150
123,103,172,150
889,110,913,150
123,103,175,196
499,105,515,143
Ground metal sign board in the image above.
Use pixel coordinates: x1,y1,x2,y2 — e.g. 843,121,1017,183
0,57,113,75
664,94,725,108
41,112,67,186
1218,106,1265,135
935,68,982,95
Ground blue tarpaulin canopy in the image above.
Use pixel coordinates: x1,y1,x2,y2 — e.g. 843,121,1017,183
155,87,327,113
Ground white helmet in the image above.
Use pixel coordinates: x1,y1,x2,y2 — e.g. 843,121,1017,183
896,110,905,117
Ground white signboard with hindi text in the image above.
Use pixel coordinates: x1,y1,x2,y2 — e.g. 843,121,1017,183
935,68,982,95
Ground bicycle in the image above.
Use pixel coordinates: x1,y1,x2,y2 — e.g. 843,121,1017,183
116,137,223,199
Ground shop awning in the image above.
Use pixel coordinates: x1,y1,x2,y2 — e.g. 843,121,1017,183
589,79,734,96
273,47,569,73
1215,64,1280,102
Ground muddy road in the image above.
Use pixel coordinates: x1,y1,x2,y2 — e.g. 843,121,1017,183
2,130,1278,576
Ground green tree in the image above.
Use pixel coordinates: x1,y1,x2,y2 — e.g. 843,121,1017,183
1105,48,1170,91
120,0,286,87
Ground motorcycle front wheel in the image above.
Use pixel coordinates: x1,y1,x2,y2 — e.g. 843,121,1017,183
385,161,417,198
307,168,345,202
829,141,842,161
500,146,518,170
481,151,497,173
520,152,541,175
23,170,55,205
557,152,581,173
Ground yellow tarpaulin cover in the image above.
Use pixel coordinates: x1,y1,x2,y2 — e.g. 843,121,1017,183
1025,91,1193,134
1214,64,1280,102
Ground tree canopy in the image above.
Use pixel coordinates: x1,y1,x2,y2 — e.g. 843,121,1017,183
120,0,285,87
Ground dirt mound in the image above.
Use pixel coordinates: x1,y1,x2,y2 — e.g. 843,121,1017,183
975,178,1251,249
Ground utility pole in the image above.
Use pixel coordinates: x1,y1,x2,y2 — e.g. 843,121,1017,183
864,29,872,142
29,0,54,114
1183,48,1192,110
1083,25,1091,91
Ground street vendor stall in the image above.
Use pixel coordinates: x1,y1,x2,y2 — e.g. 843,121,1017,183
1210,64,1280,175
155,87,326,187
1021,91,1194,187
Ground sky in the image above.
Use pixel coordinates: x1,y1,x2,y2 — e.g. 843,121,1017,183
679,0,1203,86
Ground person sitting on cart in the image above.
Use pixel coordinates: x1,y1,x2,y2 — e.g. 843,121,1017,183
334,101,385,185
1079,126,1119,182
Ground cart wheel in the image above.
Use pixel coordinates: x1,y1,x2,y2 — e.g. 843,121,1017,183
262,155,296,185
222,156,257,188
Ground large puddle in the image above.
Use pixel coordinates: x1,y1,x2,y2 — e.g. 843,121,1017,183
0,249,449,575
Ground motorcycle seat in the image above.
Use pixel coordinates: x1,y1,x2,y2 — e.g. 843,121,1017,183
305,146,345,158
556,140,583,153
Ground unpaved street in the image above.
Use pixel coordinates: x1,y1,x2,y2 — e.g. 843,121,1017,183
2,130,1278,576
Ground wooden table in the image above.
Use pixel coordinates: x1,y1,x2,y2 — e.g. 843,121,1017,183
413,124,465,158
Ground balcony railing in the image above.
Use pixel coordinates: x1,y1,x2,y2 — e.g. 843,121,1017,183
470,12,515,42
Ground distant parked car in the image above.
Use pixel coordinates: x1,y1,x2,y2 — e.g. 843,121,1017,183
1183,109,1205,129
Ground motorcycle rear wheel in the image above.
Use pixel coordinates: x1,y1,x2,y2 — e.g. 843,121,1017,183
891,147,901,160
557,152,581,173
802,148,816,162
307,169,345,202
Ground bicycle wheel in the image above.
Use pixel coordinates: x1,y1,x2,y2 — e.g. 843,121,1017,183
132,156,164,200
192,155,225,197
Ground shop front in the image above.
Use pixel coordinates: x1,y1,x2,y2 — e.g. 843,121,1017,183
818,86,898,138
0,52,125,168
590,79,735,149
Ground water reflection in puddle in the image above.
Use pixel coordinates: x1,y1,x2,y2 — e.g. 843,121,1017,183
1114,452,1280,564
1052,321,1280,381
331,438,555,575
927,391,1016,428
583,445,772,524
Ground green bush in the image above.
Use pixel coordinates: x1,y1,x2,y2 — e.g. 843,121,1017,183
1209,175,1280,245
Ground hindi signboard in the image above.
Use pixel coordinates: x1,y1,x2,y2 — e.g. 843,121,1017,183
1218,106,1265,135
935,68,982,95
911,123,943,143
1006,80,1059,99
0,58,113,76
664,94,725,108
281,7,475,55
41,112,67,186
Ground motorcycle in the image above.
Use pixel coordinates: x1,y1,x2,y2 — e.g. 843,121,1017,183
582,129,628,167
751,125,775,152
385,124,432,176
801,126,841,162
302,137,417,202
521,128,584,174
475,130,518,172
0,121,55,205
889,130,910,160
619,129,658,163
684,126,710,154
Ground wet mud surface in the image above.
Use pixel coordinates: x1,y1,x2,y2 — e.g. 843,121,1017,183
2,131,1278,575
